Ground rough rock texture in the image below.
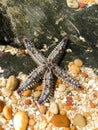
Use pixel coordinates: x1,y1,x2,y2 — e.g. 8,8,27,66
0,0,98,77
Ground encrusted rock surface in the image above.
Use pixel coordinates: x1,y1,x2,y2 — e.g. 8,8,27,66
0,0,98,77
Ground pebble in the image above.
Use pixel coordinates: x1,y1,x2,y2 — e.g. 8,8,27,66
0,100,4,112
29,118,36,126
0,115,8,124
73,114,87,127
70,64,80,74
24,99,31,105
95,0,98,4
3,105,12,120
22,89,32,96
58,84,66,92
0,78,7,87
49,102,59,114
13,111,28,130
74,59,83,67
33,91,41,98
66,0,79,8
0,128,4,130
6,75,19,91
39,104,47,114
1,87,12,97
50,114,70,127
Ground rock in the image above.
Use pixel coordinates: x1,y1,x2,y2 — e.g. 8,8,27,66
24,99,31,105
74,59,83,67
58,84,66,92
0,1,98,77
13,111,28,130
73,114,87,127
22,89,32,96
69,64,80,74
28,118,36,126
66,0,79,8
6,75,19,91
3,105,12,120
0,100,4,112
49,102,59,114
95,0,98,4
50,114,70,127
1,87,12,97
39,104,47,114
33,91,41,98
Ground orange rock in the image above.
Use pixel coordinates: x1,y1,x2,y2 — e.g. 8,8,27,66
22,89,32,96
64,105,72,110
36,85,43,91
3,105,12,119
24,99,31,105
90,101,96,108
81,72,87,78
39,105,47,114
0,100,4,112
50,114,70,127
70,64,80,74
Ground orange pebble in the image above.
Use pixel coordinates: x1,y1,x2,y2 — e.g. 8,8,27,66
24,99,31,105
90,101,96,108
64,105,72,110
81,72,87,78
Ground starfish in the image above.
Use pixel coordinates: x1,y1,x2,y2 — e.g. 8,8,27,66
17,38,81,104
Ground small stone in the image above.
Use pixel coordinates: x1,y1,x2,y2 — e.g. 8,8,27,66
50,114,70,127
60,109,66,115
74,59,83,67
39,104,47,114
70,64,80,74
1,87,12,97
0,79,7,87
6,75,19,91
24,99,31,105
29,118,36,126
22,89,32,96
49,102,59,114
36,85,43,91
66,0,79,8
58,84,66,92
33,91,41,98
73,114,87,127
0,116,8,124
95,0,98,4
0,100,4,112
13,111,28,130
3,105,12,120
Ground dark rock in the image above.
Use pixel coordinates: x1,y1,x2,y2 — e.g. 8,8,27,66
0,0,98,77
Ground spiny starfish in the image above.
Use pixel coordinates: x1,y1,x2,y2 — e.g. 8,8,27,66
17,38,81,104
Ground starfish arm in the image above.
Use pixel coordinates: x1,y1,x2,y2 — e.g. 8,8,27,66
52,65,81,89
23,38,47,66
48,37,68,64
17,65,46,94
38,69,54,104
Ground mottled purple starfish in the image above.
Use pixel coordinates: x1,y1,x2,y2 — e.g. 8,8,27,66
17,38,81,104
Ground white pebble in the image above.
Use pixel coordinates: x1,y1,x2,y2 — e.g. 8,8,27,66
49,102,59,114
58,84,66,92
66,0,79,8
95,0,98,4
1,87,12,97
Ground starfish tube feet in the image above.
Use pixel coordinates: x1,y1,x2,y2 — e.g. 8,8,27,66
53,65,81,89
48,37,68,64
17,65,46,94
23,38,47,66
38,69,55,104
